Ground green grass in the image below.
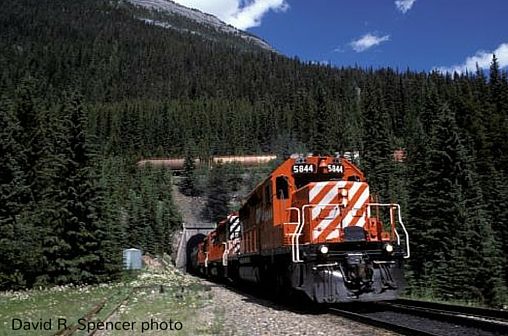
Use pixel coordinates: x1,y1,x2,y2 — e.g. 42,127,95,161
0,266,219,336
400,290,496,309
106,266,217,335
0,282,128,336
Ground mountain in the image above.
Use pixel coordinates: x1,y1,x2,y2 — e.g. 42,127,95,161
125,0,275,51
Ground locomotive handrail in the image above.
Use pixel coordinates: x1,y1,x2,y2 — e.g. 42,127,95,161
286,207,301,262
367,203,410,259
222,242,228,266
294,204,341,263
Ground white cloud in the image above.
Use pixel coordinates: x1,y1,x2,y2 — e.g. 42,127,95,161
310,60,330,66
173,0,288,30
395,0,416,14
350,33,390,52
435,43,508,74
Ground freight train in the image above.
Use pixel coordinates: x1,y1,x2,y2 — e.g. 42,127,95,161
188,153,410,303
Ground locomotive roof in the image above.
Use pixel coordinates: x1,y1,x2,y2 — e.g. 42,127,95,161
239,154,365,207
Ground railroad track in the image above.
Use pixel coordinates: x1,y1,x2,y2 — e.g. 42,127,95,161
394,298,508,320
329,306,439,336
52,299,108,336
87,291,133,336
329,299,508,336
198,277,508,335
51,289,132,336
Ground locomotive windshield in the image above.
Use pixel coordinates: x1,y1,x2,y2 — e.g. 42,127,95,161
293,173,344,190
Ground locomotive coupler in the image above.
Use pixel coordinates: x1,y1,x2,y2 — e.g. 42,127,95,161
340,253,374,291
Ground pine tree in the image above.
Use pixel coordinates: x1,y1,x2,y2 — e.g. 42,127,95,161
48,92,109,284
5,77,55,288
202,163,229,223
487,55,508,171
153,167,181,255
361,85,392,201
461,160,507,305
0,96,29,289
180,150,199,196
126,188,145,249
312,84,330,154
2,0,508,301
405,118,438,294
406,103,463,297
12,77,48,205
341,85,363,151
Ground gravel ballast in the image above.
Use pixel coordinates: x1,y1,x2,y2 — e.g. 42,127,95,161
201,281,394,336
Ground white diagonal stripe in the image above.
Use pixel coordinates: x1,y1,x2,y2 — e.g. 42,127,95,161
339,182,362,226
312,211,340,239
310,181,352,240
326,229,340,240
312,187,339,219
325,212,366,239
229,216,241,239
354,186,370,209
343,186,370,227
347,182,362,201
309,182,328,202
311,181,347,219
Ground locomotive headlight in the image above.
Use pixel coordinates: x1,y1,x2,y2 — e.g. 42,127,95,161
319,245,329,254
384,243,394,253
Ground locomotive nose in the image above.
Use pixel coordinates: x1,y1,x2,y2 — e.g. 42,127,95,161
301,181,370,243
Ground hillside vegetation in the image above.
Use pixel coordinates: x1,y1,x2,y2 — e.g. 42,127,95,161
1,0,507,306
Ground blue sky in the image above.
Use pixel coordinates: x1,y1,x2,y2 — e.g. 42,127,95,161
173,0,508,72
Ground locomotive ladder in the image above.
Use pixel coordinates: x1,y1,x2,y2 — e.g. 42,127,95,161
286,207,301,262
288,204,341,263
367,203,410,259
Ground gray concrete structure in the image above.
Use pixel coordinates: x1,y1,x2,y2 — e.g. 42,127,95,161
175,224,215,271
123,248,142,269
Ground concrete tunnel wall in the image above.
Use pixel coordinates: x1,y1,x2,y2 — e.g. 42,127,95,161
185,233,206,273
175,228,213,272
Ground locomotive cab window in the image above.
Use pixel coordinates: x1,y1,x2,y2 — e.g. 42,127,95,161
295,174,343,189
216,224,226,244
348,175,361,182
276,176,289,199
240,207,249,220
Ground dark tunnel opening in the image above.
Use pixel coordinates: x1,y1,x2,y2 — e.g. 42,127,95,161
185,233,206,273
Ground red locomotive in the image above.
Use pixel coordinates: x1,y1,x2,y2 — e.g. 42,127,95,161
190,154,410,303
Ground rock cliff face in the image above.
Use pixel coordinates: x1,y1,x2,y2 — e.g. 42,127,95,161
126,0,274,51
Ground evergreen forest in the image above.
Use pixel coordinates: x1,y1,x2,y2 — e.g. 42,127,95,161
1,0,507,306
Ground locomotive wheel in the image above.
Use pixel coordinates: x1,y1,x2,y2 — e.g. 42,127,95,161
272,262,293,302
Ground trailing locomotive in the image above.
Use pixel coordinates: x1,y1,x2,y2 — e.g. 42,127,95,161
190,154,410,303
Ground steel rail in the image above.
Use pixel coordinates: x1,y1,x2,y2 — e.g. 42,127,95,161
52,300,107,336
377,300,508,334
87,291,133,336
395,298,508,320
328,307,440,336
